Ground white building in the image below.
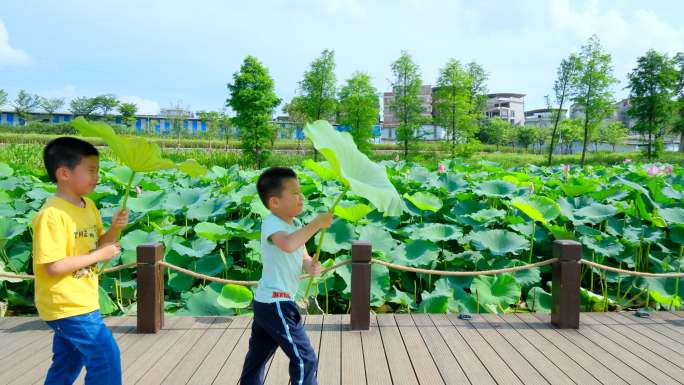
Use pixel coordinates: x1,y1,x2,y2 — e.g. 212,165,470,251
524,108,567,127
486,93,526,126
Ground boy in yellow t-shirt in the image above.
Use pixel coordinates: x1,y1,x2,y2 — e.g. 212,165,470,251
33,137,128,385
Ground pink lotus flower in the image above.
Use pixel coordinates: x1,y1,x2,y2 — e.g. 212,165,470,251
646,165,660,176
664,164,673,174
623,158,632,164
562,164,570,173
135,186,142,195
438,164,446,173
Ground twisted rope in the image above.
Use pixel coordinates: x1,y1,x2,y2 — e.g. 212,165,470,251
159,261,258,286
0,262,138,280
371,258,559,276
158,259,353,286
580,259,684,278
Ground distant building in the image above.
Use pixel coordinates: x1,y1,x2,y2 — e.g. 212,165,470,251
0,108,209,135
613,98,635,130
569,99,636,130
382,85,443,141
524,108,567,127
486,93,526,126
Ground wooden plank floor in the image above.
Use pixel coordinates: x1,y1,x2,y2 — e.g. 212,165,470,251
1,311,684,384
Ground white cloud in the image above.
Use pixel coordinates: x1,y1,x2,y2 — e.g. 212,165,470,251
36,84,78,103
118,96,160,115
272,0,367,19
0,19,30,67
548,0,684,54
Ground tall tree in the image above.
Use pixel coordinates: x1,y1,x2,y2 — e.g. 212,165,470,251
92,94,119,120
390,51,426,156
558,118,584,154
118,102,138,134
39,97,65,123
465,61,489,124
675,52,684,153
627,49,678,159
70,97,97,118
298,49,337,160
338,72,379,154
12,90,40,125
548,55,578,165
298,49,337,122
0,89,7,107
570,36,617,166
227,56,280,168
433,59,469,155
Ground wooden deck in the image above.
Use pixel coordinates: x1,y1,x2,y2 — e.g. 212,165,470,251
1,311,684,385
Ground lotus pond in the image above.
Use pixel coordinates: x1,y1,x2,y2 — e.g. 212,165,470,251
0,158,682,316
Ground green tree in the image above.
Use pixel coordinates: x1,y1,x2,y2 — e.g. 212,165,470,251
218,112,232,147
298,49,337,121
548,55,578,165
598,121,628,152
0,89,7,107
298,49,337,160
92,94,119,120
627,49,678,159
70,97,97,118
570,36,618,166
558,118,583,154
390,51,426,156
465,61,489,130
517,125,539,150
480,118,513,150
283,96,308,152
118,102,138,134
433,59,474,155
38,97,65,123
337,72,379,154
12,90,40,125
227,56,280,168
674,52,684,153
197,111,222,149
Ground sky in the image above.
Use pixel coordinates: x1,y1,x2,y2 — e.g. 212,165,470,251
1,0,683,116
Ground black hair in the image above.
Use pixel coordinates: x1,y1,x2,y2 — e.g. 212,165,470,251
256,167,297,207
43,137,99,182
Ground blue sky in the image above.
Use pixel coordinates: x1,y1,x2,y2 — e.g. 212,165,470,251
1,0,683,115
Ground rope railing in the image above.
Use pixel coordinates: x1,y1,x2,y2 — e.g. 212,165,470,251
159,261,258,286
158,259,353,286
0,262,137,280
371,258,559,276
580,259,684,278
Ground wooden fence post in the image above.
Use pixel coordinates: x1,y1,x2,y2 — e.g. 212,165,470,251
350,241,372,331
137,243,164,333
551,240,582,329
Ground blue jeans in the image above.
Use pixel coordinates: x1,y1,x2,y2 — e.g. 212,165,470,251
44,310,121,385
240,300,318,385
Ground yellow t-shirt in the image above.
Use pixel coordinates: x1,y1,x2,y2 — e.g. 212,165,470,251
32,196,105,321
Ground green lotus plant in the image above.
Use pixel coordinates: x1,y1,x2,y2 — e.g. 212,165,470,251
73,117,208,272
302,120,404,298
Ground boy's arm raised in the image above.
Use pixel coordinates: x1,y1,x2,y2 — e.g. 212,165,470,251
269,213,333,253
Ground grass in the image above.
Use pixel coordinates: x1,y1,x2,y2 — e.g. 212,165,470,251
3,142,682,177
